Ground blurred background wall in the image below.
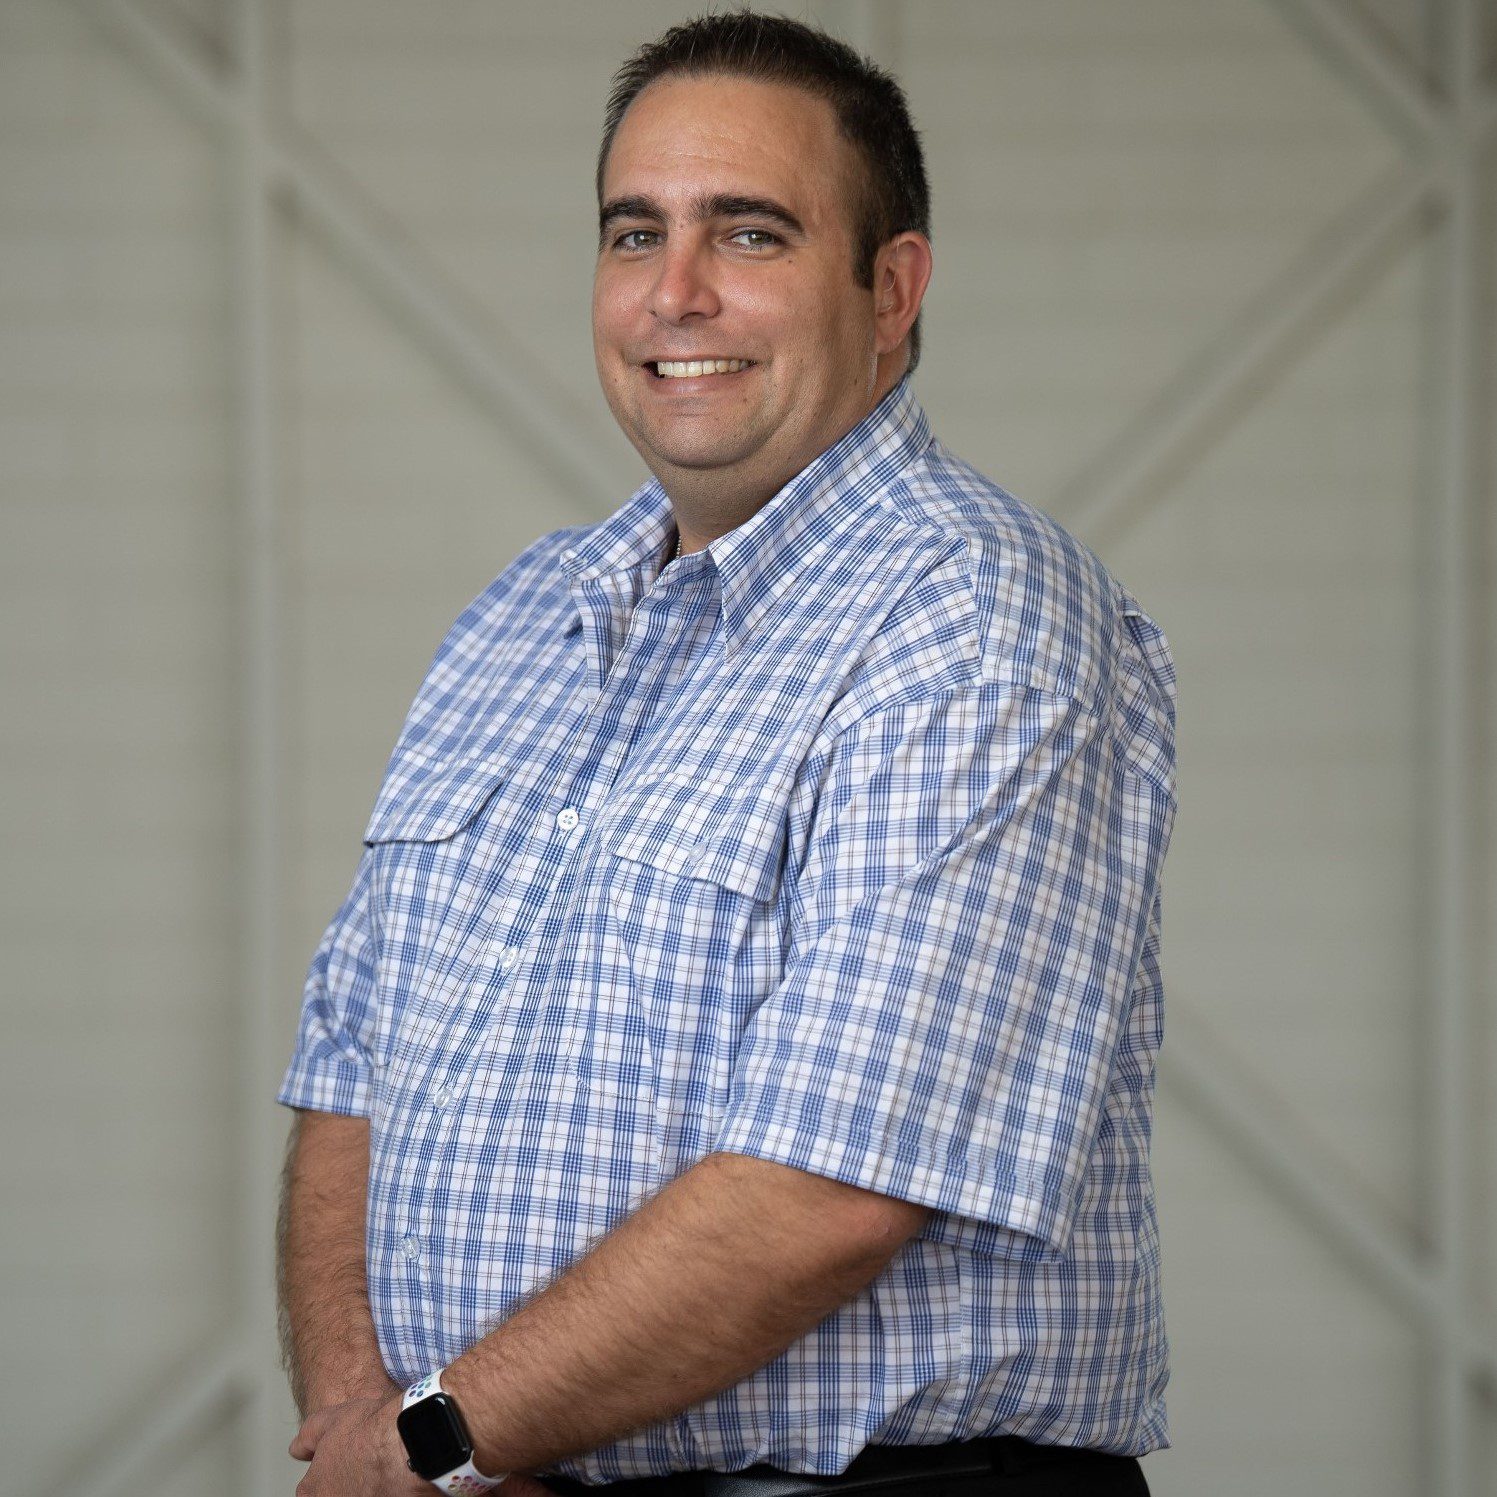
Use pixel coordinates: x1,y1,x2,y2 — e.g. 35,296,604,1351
2,1,1494,1494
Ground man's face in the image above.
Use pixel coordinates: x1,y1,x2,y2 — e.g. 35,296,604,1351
592,74,883,505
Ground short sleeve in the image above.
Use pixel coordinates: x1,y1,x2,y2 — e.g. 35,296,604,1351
712,679,1167,1256
277,850,379,1118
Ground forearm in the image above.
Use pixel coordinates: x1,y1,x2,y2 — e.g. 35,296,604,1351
444,1151,928,1475
277,1108,394,1415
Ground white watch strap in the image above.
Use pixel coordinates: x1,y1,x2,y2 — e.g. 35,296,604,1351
402,1371,509,1493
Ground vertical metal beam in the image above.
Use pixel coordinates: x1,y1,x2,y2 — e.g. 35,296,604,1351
229,0,287,1492
1424,3,1483,1486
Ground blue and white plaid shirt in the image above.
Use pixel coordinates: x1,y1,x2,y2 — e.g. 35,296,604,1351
280,378,1177,1476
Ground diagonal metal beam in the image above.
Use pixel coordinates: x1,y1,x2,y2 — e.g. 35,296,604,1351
1263,0,1445,151
1055,161,1431,548
279,130,616,521
31,1339,253,1497
1161,1008,1497,1386
71,0,622,515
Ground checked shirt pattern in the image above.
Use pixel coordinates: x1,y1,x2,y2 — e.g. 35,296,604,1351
281,379,1178,1478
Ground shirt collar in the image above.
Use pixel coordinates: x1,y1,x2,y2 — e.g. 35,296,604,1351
559,377,933,653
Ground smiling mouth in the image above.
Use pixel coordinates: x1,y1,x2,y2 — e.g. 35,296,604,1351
646,359,753,379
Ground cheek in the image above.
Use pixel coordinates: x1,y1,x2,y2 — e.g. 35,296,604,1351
787,267,864,339
592,271,637,339
730,279,791,336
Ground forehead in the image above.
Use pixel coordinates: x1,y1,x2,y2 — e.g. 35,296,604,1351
602,74,859,225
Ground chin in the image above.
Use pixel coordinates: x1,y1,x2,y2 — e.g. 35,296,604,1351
637,425,759,474
651,445,755,475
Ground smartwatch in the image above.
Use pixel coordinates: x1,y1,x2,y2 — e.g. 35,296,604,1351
397,1370,508,1494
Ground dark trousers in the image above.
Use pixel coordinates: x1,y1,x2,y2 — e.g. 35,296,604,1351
541,1437,1150,1497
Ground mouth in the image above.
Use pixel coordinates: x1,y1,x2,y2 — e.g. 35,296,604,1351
644,358,754,380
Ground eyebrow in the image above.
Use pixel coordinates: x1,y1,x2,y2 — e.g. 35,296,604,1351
598,192,807,245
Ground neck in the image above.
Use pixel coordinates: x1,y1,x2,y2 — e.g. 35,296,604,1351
663,473,786,556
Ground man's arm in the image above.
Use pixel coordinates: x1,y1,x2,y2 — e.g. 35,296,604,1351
291,1150,928,1491
449,1150,930,1473
277,1108,395,1416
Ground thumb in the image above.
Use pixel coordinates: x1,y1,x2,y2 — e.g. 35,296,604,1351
499,1478,556,1497
289,1406,333,1462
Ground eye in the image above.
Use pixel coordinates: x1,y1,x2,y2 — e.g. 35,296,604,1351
730,228,781,249
613,228,660,252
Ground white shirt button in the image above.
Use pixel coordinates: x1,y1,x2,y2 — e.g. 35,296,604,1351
433,1086,454,1110
402,1235,420,1262
555,807,580,832
496,946,519,972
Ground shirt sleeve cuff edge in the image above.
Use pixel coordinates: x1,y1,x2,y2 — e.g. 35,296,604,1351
711,1113,1076,1257
276,1066,373,1119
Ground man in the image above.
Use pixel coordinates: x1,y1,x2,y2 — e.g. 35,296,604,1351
278,14,1175,1497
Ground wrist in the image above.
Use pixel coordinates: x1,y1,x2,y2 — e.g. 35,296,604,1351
305,1370,399,1412
398,1367,509,1491
437,1360,506,1477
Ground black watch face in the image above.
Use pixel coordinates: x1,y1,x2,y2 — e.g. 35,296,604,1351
396,1392,473,1481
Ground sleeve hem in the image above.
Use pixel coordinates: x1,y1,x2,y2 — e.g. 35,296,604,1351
276,1062,372,1120
711,1109,1077,1257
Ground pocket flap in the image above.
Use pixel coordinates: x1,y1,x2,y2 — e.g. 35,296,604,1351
606,777,787,903
362,758,513,845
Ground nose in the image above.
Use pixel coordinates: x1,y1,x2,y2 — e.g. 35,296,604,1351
649,239,720,323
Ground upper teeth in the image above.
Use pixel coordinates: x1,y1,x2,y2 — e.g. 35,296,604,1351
655,359,749,377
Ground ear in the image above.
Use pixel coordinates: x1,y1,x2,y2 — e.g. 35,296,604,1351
872,232,933,358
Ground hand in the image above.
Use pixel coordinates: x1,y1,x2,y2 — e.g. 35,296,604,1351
291,1378,403,1453
289,1392,394,1463
497,1478,556,1497
290,1392,427,1497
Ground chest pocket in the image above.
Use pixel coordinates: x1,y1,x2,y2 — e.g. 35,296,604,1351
360,756,542,972
605,772,789,905
359,757,551,1079
362,753,552,848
